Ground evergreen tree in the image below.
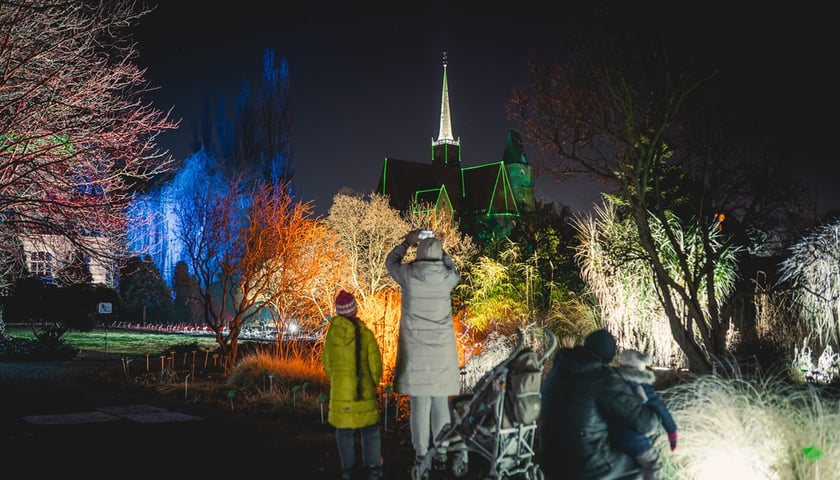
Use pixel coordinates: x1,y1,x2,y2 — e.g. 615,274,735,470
119,255,172,323
173,260,202,325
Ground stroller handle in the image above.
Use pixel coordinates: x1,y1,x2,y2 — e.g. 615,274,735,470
540,327,559,364
513,326,559,364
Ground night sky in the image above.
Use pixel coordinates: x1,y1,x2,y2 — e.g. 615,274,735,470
131,3,839,217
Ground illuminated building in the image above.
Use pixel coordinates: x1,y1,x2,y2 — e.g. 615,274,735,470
376,56,535,235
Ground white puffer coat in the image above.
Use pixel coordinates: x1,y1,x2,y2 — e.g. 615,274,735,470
386,241,461,396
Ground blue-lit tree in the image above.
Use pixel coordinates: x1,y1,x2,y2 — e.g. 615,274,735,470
127,148,218,288
201,48,294,192
127,49,294,289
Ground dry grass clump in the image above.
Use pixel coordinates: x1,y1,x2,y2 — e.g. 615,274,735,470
661,373,840,479
225,344,328,412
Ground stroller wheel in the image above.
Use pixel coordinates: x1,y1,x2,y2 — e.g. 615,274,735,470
527,464,545,480
432,453,448,472
412,460,430,480
451,452,469,478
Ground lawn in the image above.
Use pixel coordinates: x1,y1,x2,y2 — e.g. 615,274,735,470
5,325,219,356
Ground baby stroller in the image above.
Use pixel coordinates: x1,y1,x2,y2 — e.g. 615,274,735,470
413,327,558,480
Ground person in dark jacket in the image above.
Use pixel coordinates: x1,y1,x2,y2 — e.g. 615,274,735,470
613,349,678,480
322,290,384,480
385,229,461,473
539,329,660,480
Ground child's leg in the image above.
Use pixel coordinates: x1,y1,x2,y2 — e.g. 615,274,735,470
336,428,357,472
635,448,662,480
359,424,382,468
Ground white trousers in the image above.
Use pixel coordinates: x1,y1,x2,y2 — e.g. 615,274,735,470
409,395,450,458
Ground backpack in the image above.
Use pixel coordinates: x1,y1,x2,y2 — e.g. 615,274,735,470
503,347,543,426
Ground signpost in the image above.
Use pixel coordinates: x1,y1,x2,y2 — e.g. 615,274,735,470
98,302,112,357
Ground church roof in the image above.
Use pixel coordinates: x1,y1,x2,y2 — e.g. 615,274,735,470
376,157,520,218
374,55,529,221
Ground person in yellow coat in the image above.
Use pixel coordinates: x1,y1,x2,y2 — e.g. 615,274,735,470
322,290,384,480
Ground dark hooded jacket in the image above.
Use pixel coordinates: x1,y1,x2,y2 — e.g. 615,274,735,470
539,346,660,479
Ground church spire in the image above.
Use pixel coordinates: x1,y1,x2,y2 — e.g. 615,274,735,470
437,54,454,142
432,52,460,167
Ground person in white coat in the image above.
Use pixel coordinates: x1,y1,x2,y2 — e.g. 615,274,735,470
386,229,461,471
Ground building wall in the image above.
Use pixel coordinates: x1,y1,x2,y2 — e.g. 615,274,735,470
20,234,115,287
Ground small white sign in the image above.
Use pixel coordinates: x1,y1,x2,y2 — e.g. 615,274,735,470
98,302,112,314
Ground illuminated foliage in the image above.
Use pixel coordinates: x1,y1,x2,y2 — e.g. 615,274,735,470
174,177,326,365
507,9,770,372
403,201,478,277
574,199,740,367
778,220,840,347
663,374,840,479
327,193,480,381
261,194,341,361
128,48,294,289
458,242,530,332
0,0,178,292
327,192,408,380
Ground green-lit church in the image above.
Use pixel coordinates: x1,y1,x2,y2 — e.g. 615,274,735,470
375,57,536,235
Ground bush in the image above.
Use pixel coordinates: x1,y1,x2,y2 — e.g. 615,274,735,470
0,336,80,361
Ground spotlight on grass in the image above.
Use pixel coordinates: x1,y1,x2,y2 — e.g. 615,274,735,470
661,373,840,479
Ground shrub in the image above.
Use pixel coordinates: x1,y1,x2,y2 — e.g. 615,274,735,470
225,345,328,411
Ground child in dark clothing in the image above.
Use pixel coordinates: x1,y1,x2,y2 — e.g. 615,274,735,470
614,349,678,480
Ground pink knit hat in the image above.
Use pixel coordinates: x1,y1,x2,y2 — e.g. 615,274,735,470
335,290,357,317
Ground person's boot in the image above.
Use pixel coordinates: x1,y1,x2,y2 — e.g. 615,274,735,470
412,455,428,480
366,465,383,480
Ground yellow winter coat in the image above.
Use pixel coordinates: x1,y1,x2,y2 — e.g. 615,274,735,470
322,315,383,429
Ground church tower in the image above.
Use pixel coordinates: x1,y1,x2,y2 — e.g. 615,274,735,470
432,53,461,167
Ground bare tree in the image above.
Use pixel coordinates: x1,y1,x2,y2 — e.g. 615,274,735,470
327,192,409,377
0,0,179,293
327,192,407,306
506,7,790,373
262,191,341,358
403,200,478,273
327,192,479,379
176,177,330,365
